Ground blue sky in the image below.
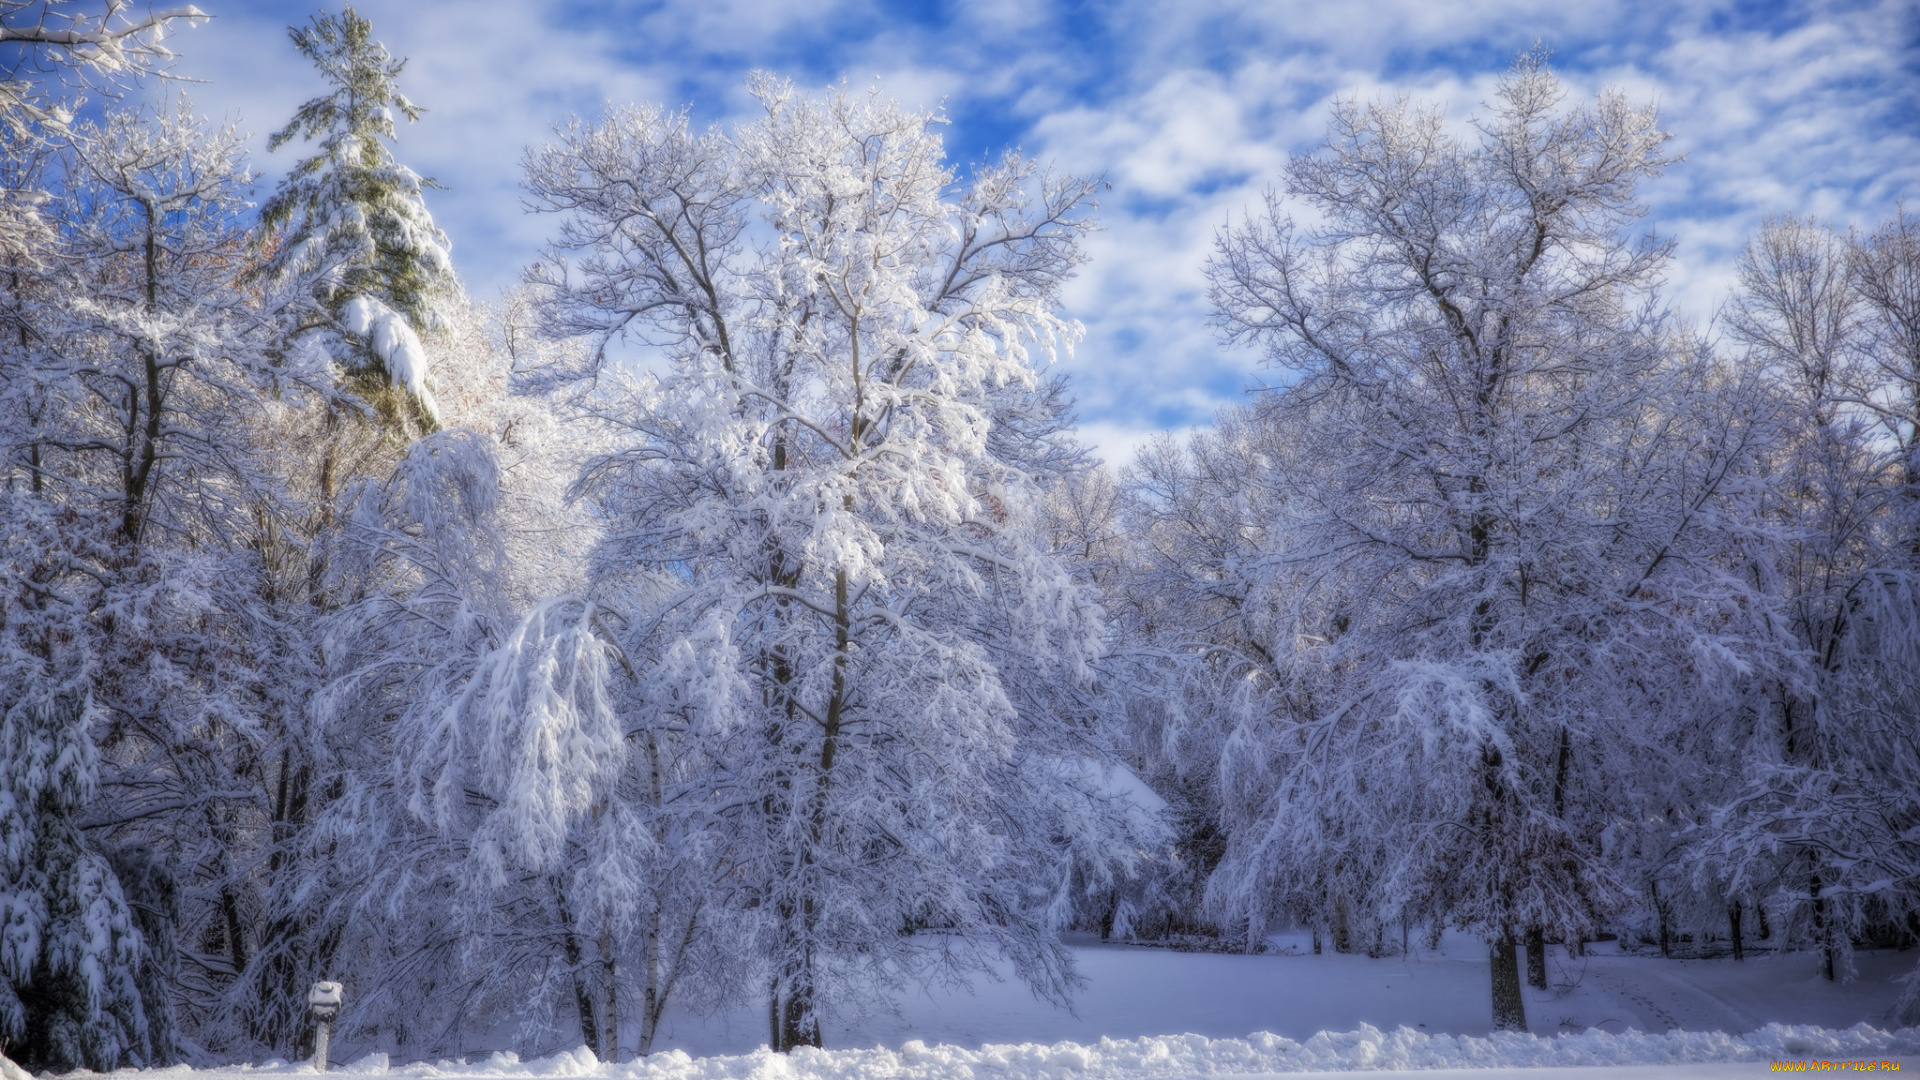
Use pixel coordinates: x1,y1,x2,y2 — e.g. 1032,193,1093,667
161,0,1919,464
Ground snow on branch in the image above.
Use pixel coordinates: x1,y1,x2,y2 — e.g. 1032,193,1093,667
343,294,440,423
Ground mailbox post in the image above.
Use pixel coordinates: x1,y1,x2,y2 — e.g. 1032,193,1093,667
308,981,343,1072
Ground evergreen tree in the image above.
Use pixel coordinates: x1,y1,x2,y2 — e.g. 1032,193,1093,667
256,4,455,427
0,503,152,1071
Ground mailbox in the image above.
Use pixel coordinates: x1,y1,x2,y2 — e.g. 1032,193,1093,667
309,981,343,1070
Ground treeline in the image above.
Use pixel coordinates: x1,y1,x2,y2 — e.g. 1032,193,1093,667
1105,55,1920,1035
0,4,1914,1072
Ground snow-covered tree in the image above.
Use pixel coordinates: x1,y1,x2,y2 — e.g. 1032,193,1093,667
1100,412,1297,948
0,496,152,1070
523,77,1156,1052
0,1,206,259
0,94,279,1070
1196,53,1774,1030
255,3,454,431
1700,211,1920,1013
1853,210,1920,532
193,17,472,1050
239,293,629,1061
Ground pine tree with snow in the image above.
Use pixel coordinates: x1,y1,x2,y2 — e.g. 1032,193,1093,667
0,503,152,1071
220,24,469,1039
256,4,454,430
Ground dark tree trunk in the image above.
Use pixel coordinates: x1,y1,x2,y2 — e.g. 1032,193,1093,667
772,951,821,1052
772,564,851,1054
1810,873,1835,981
1489,938,1528,1032
555,883,599,1058
770,893,822,1052
1525,926,1547,989
600,930,618,1062
1729,904,1744,962
1651,880,1671,958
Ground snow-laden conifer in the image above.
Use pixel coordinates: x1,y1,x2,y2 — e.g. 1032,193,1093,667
0,497,150,1070
255,4,454,429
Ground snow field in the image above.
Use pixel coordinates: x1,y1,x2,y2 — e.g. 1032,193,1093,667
637,937,1918,1056
113,940,1911,1080
131,1023,1916,1080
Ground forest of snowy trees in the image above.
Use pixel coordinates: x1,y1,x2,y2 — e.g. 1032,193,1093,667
2,1,1918,1072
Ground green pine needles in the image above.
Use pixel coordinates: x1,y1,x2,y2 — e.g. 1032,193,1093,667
257,5,456,428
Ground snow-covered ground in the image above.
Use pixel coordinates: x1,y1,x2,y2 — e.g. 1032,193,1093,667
638,932,1916,1056
107,935,1920,1079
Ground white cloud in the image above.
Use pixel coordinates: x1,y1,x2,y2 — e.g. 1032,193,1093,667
170,0,678,300
1021,0,1919,464
156,0,1920,468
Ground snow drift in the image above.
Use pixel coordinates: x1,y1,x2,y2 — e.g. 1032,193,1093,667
130,1024,1918,1080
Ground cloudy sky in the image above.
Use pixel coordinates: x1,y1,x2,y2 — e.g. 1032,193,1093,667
160,0,1919,464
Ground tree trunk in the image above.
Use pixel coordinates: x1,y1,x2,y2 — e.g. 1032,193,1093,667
773,565,850,1054
1489,938,1527,1032
1810,872,1835,981
216,875,249,979
554,883,599,1058
639,733,663,1057
639,904,698,1056
601,928,618,1062
640,906,660,1055
1525,926,1547,989
1651,879,1671,958
772,939,820,1052
1332,895,1352,954
1729,904,1744,962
